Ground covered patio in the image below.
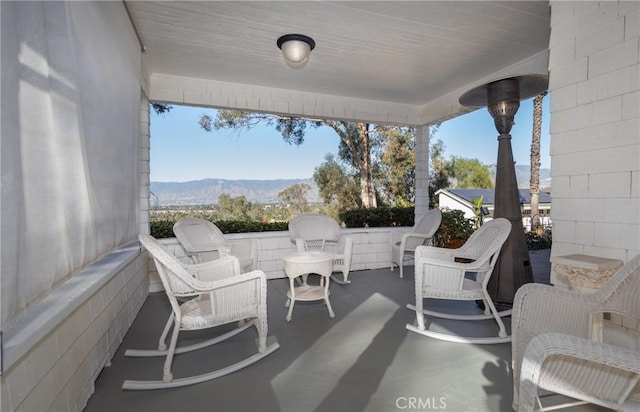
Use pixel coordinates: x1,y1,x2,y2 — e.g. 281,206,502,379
85,251,607,412
1,2,638,412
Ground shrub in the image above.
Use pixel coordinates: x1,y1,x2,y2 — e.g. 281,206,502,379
432,209,475,248
340,207,415,227
149,209,552,251
215,220,288,233
150,220,175,239
525,228,552,250
150,219,288,239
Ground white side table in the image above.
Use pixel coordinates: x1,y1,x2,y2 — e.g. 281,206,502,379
282,251,334,322
551,254,623,293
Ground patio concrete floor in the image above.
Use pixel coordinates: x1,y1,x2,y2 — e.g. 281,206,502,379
84,249,608,412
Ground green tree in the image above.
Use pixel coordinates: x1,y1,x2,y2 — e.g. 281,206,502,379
313,154,360,217
429,139,454,207
450,157,494,189
471,195,485,229
200,111,380,208
277,183,311,217
214,194,257,221
150,102,172,115
379,126,416,206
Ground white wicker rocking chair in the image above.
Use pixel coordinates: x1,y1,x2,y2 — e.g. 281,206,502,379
288,214,354,284
123,234,279,390
173,218,256,272
512,253,640,411
406,218,512,344
390,208,442,279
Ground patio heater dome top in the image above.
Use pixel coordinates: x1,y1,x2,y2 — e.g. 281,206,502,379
277,34,315,69
459,74,549,108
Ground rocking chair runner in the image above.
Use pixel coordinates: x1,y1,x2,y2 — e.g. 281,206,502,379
406,218,512,344
123,234,279,390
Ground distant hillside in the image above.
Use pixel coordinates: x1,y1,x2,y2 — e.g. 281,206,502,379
490,165,551,189
516,165,551,189
151,178,321,206
151,165,550,206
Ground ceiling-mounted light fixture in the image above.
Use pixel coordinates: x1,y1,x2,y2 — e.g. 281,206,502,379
277,34,315,69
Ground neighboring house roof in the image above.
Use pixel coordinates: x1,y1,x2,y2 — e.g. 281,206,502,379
436,188,552,206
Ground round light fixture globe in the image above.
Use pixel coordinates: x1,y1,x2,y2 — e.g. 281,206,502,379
277,34,315,69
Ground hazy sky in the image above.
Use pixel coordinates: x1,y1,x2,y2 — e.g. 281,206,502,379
150,97,550,182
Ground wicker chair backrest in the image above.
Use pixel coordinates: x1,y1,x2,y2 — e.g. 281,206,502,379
458,218,512,265
414,208,442,238
173,218,226,253
288,214,342,243
139,234,198,296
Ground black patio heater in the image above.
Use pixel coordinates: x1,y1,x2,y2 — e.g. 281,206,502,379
459,75,548,310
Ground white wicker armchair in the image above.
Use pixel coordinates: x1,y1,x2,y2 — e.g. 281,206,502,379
123,234,279,390
406,218,512,344
390,208,442,278
173,218,256,272
512,253,640,411
288,214,354,284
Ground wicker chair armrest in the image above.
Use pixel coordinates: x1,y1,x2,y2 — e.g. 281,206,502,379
185,255,241,282
399,232,432,250
518,333,640,412
526,333,640,375
401,232,430,242
416,246,487,271
512,283,598,338
188,269,266,293
416,256,476,272
415,245,457,260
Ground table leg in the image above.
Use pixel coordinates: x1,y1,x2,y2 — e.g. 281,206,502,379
324,277,335,318
286,278,296,322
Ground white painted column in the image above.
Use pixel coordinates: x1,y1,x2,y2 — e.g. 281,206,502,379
139,95,151,235
414,124,431,218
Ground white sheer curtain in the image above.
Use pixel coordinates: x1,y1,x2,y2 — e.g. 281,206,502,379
1,2,141,328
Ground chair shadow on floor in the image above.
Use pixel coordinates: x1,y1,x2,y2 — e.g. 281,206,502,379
482,357,513,412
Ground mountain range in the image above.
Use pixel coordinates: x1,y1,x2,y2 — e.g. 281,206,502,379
500,165,552,190
151,178,321,206
151,165,551,206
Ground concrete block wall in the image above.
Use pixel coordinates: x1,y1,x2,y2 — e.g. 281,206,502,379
349,228,399,271
0,250,148,412
549,1,640,348
549,1,640,263
149,228,401,290
252,232,294,278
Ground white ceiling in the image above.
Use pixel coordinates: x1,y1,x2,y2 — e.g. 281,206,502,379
126,1,550,116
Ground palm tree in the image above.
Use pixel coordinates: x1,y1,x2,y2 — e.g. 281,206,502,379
529,92,547,232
